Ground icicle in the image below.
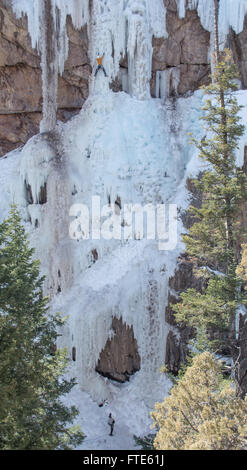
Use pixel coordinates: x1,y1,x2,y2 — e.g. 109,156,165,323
11,0,247,112
53,0,90,75
11,0,90,75
123,0,167,100
156,67,180,100
177,0,247,75
88,0,126,92
189,0,214,33
89,0,167,100
147,0,168,38
120,69,129,94
11,0,42,51
218,0,247,36
186,0,247,38
160,69,173,100
176,0,186,19
124,0,152,99
40,0,58,133
171,67,180,96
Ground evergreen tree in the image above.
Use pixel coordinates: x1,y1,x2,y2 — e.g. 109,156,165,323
173,48,247,396
151,352,247,450
0,206,84,450
237,244,247,282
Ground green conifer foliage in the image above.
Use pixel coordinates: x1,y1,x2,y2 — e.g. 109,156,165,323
173,51,247,396
0,206,84,449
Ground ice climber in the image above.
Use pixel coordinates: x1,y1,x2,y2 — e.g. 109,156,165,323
108,413,115,436
95,53,108,77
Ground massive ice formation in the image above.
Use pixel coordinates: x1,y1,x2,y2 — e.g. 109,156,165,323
2,0,247,447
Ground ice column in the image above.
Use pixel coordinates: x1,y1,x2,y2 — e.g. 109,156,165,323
12,0,58,132
176,0,186,19
123,0,166,100
125,1,153,100
156,68,180,100
40,0,58,133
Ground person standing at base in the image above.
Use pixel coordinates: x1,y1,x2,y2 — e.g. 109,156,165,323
95,53,108,77
108,413,115,436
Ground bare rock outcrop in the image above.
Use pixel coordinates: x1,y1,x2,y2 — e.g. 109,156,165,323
228,15,247,90
96,317,141,383
236,313,247,398
165,258,204,374
151,2,211,97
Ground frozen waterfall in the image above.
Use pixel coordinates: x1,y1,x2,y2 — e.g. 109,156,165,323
3,0,247,449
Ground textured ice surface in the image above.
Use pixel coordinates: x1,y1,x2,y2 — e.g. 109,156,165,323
0,84,210,446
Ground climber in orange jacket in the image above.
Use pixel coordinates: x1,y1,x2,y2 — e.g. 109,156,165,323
95,53,108,77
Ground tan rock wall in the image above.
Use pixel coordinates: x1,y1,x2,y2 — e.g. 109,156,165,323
151,2,211,97
96,317,141,383
165,258,203,374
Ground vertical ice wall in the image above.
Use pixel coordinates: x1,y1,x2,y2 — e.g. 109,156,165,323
123,0,166,99
88,0,167,100
125,0,153,99
11,0,167,111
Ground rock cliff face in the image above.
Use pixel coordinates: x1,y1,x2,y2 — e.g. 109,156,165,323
229,15,247,90
152,1,211,97
165,258,204,374
96,317,141,383
1,0,247,156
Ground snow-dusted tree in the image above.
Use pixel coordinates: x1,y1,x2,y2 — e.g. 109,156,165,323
0,206,84,449
151,352,247,450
